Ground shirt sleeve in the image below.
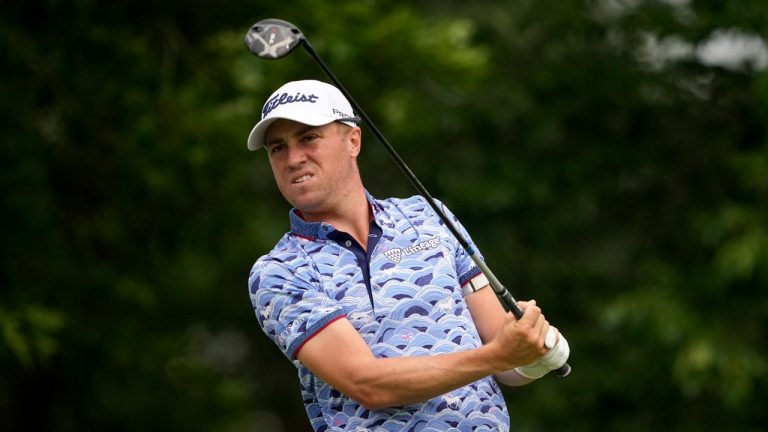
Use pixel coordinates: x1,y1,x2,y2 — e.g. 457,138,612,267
249,257,345,361
426,197,485,286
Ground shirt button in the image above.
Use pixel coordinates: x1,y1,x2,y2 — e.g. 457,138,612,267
345,240,352,247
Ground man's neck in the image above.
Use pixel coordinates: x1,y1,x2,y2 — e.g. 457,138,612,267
330,187,371,250
301,186,372,250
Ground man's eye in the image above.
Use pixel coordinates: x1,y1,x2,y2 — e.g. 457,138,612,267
269,144,285,154
301,134,319,143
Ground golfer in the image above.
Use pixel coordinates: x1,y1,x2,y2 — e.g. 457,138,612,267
247,80,569,431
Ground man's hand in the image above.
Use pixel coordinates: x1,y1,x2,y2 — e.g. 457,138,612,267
486,300,553,372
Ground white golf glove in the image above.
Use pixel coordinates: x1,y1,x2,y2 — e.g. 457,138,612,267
515,328,570,380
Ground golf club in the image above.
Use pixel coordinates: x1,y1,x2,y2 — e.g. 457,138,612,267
245,18,571,378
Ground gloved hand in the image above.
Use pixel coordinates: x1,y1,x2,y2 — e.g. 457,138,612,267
515,328,570,379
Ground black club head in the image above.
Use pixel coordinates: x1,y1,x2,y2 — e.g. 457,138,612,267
245,18,305,59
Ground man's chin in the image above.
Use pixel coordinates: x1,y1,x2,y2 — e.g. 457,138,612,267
287,196,324,216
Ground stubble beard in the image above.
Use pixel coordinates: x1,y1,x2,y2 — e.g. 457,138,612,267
285,160,360,220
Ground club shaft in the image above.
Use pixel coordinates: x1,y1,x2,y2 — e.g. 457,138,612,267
302,40,570,378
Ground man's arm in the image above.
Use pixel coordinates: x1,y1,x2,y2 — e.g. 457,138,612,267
295,300,550,409
464,285,558,386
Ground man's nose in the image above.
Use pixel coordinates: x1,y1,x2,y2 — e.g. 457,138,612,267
285,145,307,167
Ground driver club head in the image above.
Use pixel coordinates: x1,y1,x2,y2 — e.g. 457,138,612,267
245,18,305,59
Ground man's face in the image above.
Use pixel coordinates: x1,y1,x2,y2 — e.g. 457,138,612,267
264,119,361,219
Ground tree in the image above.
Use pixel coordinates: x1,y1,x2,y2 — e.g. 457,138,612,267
1,0,766,430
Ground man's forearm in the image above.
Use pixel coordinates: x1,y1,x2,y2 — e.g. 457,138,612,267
297,305,549,409
345,343,504,409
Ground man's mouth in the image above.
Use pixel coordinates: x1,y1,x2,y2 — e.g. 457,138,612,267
292,174,313,184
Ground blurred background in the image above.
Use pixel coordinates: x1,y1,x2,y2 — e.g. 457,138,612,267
1,0,766,430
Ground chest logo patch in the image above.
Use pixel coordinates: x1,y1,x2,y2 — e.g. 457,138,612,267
383,236,441,263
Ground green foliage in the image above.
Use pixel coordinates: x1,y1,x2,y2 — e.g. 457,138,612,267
1,0,766,431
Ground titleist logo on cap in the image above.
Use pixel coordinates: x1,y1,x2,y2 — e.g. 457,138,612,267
262,92,319,118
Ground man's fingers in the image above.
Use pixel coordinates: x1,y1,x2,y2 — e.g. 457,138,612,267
516,300,533,310
517,301,541,326
519,301,555,352
536,316,549,347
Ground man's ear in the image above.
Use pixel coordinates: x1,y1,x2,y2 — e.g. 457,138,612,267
348,127,362,157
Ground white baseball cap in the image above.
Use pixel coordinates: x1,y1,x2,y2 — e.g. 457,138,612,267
247,79,359,150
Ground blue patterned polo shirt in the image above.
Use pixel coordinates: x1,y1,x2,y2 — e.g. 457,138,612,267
248,192,509,431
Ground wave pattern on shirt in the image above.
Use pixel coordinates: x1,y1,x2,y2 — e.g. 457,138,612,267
250,193,510,431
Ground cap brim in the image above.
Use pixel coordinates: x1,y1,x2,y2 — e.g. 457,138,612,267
247,113,345,150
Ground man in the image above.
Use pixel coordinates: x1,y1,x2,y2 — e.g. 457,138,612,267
247,79,569,431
